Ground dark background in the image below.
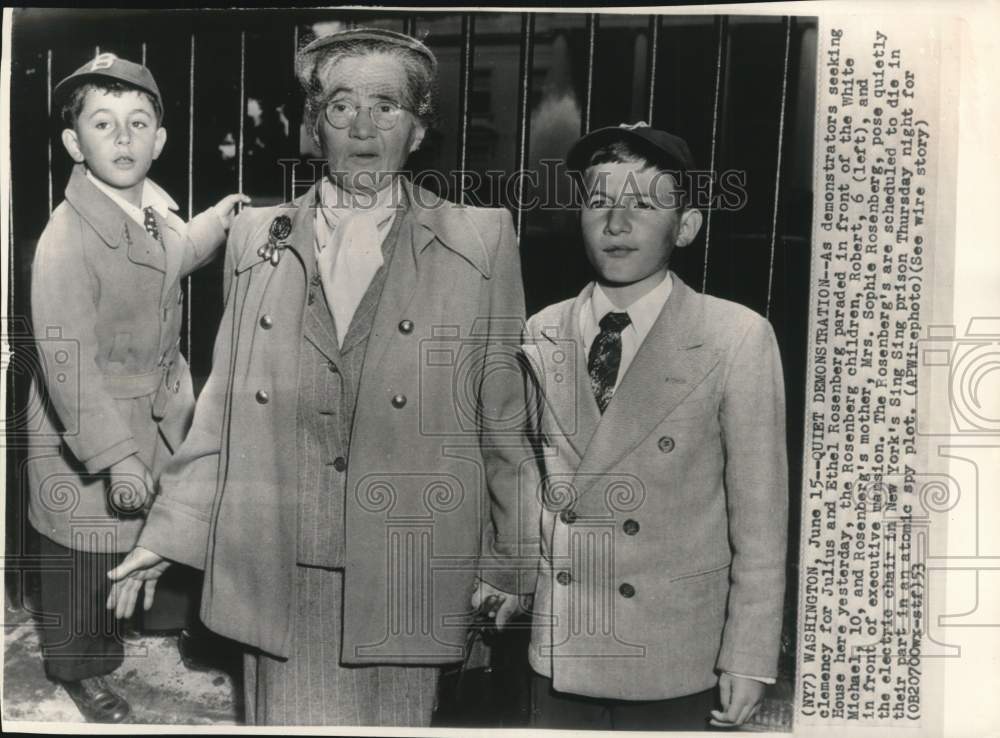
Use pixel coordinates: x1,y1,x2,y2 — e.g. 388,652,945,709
5,8,816,728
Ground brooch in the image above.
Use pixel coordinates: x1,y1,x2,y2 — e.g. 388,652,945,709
258,215,293,265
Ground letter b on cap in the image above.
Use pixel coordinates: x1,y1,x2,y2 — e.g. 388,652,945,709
90,53,118,71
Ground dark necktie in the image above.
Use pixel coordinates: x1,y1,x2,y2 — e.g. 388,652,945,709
588,311,632,413
143,206,161,243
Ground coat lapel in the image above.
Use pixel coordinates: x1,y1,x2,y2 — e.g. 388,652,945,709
573,275,721,497
360,180,493,382
64,164,165,271
526,285,599,462
303,281,342,363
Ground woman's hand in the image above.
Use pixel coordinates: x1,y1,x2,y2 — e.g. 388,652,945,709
106,546,171,619
471,578,533,629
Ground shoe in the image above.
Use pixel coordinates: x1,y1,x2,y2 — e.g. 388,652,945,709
178,628,216,671
60,676,131,723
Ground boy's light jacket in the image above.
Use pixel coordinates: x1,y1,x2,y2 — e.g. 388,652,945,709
524,273,788,700
27,164,225,552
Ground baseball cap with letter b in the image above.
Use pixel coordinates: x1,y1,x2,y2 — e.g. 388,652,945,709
53,53,163,114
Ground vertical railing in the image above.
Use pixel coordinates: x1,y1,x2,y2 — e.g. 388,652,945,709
582,14,597,135
184,33,196,360
765,16,793,319
513,13,535,240
46,49,52,215
456,14,475,205
645,15,659,122
702,15,730,293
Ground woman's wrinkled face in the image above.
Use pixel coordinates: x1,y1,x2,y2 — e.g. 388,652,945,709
315,52,426,194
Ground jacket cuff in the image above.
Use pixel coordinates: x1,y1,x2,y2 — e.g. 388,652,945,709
189,208,227,250
725,671,777,685
477,555,539,596
82,438,139,474
716,649,779,682
138,497,209,570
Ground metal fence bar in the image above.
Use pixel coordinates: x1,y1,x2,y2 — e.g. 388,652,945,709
646,14,659,122
237,30,246,197
185,33,195,360
513,12,535,240
583,14,597,134
701,15,729,293
765,16,793,320
456,14,475,205
46,49,52,215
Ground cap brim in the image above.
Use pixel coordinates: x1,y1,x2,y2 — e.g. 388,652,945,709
566,126,693,173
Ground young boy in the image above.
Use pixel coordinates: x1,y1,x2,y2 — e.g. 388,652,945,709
26,53,246,722
519,123,788,730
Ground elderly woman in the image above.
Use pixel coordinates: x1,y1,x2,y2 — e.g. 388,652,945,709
110,28,539,726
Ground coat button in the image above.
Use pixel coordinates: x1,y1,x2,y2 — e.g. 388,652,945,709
173,380,181,393
619,583,636,598
255,390,269,404
559,509,577,524
556,571,572,586
623,519,640,536
327,361,339,374
332,456,347,472
391,394,407,409
398,319,414,334
657,436,675,453
259,314,273,329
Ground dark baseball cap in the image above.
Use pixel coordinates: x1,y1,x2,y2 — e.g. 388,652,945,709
567,122,695,174
53,53,162,114
298,27,437,71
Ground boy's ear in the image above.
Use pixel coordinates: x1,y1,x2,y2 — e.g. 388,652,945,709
61,129,86,164
152,127,167,161
674,208,704,248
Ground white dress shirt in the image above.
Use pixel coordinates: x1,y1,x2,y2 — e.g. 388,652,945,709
314,178,398,345
86,168,180,227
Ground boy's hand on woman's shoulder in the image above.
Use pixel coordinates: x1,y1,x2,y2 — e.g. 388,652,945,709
212,193,252,231
107,454,153,514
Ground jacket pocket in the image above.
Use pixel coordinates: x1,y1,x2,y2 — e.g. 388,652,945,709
668,561,731,582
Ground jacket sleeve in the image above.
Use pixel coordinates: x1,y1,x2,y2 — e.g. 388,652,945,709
30,212,138,473
475,208,543,596
179,208,228,278
138,209,255,568
715,314,789,679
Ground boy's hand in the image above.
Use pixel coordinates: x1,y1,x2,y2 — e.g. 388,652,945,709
471,578,533,629
212,193,251,231
106,546,171,619
107,455,152,514
710,672,765,728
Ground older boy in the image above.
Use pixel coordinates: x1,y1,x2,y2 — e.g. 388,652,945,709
518,124,788,730
26,53,245,722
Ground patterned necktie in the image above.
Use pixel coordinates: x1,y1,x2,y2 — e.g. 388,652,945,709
143,206,161,242
588,311,632,413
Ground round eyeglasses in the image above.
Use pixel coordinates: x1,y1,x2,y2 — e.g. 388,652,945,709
324,99,409,131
